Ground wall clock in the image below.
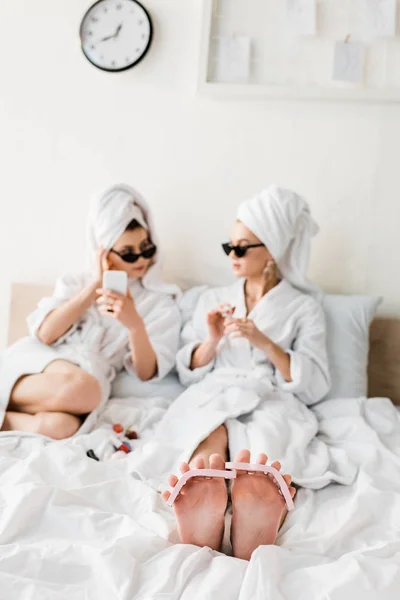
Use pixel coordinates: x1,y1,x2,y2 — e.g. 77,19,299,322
80,0,153,72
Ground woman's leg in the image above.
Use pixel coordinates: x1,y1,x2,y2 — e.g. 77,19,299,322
8,360,101,416
2,360,100,438
189,424,228,467
2,411,81,439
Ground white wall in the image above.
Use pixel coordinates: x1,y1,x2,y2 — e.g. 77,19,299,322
0,0,399,350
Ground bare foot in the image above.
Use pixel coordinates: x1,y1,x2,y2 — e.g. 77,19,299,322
231,449,297,561
162,453,228,551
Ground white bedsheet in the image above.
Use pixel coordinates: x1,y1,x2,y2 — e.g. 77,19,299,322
0,393,399,600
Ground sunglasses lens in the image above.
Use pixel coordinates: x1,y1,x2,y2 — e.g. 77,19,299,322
142,246,157,260
120,253,139,263
222,243,232,256
234,247,246,258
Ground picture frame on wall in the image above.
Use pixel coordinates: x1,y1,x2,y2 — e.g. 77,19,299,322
198,0,400,102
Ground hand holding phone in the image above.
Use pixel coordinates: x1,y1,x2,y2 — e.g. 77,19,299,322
97,271,141,330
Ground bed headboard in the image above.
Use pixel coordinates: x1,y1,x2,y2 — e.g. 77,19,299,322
6,283,400,405
8,283,53,347
368,319,400,405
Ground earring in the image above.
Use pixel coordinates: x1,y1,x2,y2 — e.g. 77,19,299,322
264,260,275,275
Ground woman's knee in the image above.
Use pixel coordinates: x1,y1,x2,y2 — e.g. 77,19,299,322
51,372,101,413
35,412,81,439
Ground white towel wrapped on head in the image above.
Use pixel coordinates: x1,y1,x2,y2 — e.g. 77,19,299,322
237,185,320,297
87,183,180,297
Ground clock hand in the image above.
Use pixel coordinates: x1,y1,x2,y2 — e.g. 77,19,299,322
98,23,123,44
100,33,115,42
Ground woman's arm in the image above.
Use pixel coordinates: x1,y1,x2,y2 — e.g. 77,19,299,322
97,289,157,381
190,337,220,370
190,303,232,369
128,323,158,381
37,281,98,345
37,249,109,346
224,303,331,404
259,338,292,382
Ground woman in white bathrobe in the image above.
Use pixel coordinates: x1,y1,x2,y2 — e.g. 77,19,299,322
0,184,181,439
160,186,332,559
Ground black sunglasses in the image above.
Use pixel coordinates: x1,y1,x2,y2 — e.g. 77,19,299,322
110,245,157,264
222,242,265,258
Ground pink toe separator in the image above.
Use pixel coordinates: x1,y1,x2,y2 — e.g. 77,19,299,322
166,469,236,507
166,463,294,512
226,462,295,511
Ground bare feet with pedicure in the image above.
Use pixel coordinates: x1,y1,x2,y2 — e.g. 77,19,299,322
231,449,297,561
162,453,228,551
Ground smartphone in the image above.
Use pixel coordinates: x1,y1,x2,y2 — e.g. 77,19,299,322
102,271,128,296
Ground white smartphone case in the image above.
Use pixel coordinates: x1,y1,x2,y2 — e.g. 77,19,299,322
102,271,128,296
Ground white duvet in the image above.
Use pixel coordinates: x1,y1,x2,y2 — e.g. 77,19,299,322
0,392,399,600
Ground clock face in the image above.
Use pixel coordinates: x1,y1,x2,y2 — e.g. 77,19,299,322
80,0,152,72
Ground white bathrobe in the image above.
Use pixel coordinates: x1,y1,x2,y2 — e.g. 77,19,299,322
154,279,356,489
0,184,181,433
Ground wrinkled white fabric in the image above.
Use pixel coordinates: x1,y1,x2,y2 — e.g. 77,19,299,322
0,394,399,600
237,185,320,297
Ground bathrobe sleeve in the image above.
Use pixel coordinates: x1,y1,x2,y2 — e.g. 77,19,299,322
275,298,331,405
124,294,181,382
176,290,216,387
27,272,87,344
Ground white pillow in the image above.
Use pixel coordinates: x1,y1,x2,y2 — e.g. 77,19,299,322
179,285,208,327
322,295,382,399
111,371,185,400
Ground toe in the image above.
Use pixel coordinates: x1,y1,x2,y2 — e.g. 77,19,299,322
180,462,190,474
162,490,171,502
257,453,268,465
209,453,225,470
234,449,251,464
168,474,179,487
283,474,293,486
192,457,206,469
271,460,281,471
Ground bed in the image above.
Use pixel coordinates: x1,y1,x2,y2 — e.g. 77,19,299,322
0,283,399,599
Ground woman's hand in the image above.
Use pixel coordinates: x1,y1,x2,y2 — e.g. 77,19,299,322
96,288,157,380
97,288,142,331
207,303,235,343
224,317,270,351
95,247,110,287
224,318,292,381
